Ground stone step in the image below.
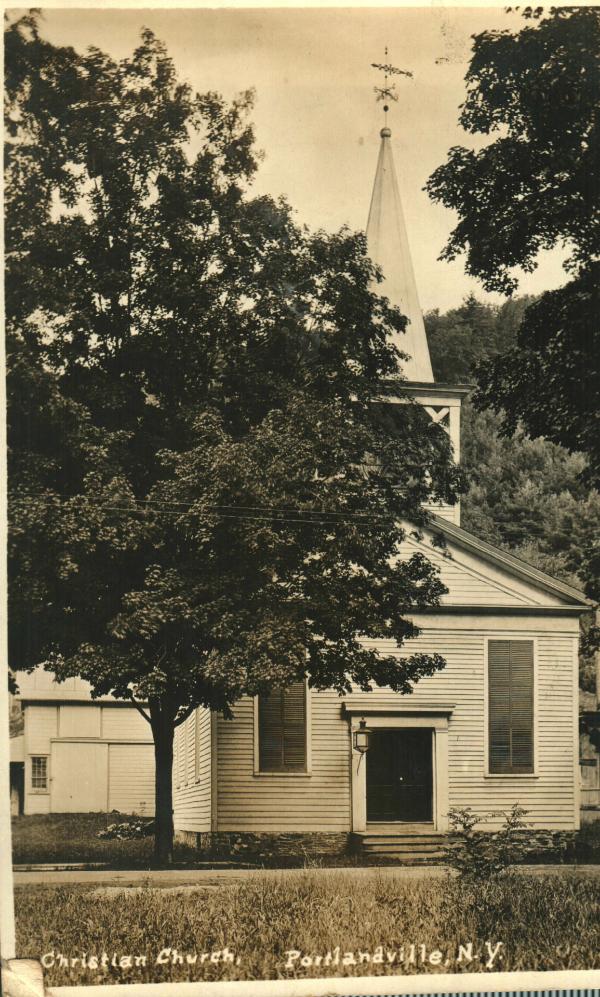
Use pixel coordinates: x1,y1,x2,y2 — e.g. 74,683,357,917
362,844,446,855
358,834,445,845
362,852,446,865
364,852,447,864
351,831,447,863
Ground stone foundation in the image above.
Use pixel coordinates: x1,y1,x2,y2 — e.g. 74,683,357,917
175,829,204,849
522,829,577,852
175,827,578,862
517,829,577,860
447,828,578,862
175,829,350,859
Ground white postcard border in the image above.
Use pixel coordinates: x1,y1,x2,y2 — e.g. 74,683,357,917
2,3,597,997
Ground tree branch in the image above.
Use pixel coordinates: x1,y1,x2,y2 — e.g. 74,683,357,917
173,703,196,728
125,691,151,724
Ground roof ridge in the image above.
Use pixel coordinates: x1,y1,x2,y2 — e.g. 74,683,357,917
430,515,590,606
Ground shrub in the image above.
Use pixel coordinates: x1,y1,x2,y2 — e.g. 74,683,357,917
444,803,530,880
97,818,154,840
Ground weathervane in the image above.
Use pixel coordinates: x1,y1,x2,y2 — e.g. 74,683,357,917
371,47,413,127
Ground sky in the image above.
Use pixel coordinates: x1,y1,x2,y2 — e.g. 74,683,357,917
18,4,571,313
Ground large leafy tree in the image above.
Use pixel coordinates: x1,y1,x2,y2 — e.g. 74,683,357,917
6,14,461,863
425,7,600,485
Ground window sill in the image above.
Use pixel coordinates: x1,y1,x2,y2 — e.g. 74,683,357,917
29,789,50,795
484,773,538,779
253,771,312,778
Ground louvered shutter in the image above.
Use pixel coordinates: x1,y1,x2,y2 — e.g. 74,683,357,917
488,640,533,774
489,640,511,773
259,690,284,771
282,682,306,769
509,641,534,772
258,683,306,771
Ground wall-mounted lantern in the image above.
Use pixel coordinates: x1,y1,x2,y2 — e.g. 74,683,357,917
353,717,372,754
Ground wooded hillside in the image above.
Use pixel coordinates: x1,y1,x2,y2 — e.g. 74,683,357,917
425,296,599,689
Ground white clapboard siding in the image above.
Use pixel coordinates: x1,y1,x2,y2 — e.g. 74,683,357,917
399,535,551,607
25,705,58,754
108,744,155,816
101,706,151,740
59,705,101,738
172,708,212,833
216,691,351,833
24,709,56,812
215,623,578,832
423,502,458,526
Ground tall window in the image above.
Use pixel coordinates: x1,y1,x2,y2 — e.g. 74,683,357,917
258,683,307,772
31,756,48,791
488,640,534,774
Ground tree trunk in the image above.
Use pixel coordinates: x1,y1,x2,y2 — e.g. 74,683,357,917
595,605,600,711
151,707,175,866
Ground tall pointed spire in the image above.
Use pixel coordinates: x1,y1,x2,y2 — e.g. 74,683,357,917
367,46,433,384
366,128,434,383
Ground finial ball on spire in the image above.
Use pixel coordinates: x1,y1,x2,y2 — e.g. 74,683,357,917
380,126,391,138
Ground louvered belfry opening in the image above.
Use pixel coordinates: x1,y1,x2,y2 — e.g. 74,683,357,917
258,682,307,772
488,640,534,774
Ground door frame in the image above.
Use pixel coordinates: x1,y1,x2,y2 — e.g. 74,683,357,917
348,711,451,832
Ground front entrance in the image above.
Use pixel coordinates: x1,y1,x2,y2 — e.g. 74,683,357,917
366,728,433,822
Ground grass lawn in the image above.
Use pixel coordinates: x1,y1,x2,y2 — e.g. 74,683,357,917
8,813,430,868
13,812,600,868
15,871,600,985
11,813,199,867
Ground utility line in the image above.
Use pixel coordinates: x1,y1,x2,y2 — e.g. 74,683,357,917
11,494,407,522
10,495,408,527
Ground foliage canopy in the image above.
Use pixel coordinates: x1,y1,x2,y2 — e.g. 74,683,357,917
426,7,600,484
6,14,461,860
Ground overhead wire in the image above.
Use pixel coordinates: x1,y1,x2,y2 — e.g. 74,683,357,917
10,493,411,528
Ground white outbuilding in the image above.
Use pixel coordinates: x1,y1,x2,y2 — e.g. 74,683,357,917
15,668,155,816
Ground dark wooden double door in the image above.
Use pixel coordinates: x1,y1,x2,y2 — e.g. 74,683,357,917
366,728,433,823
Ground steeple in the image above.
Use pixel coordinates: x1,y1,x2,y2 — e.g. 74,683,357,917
366,57,465,525
366,125,434,382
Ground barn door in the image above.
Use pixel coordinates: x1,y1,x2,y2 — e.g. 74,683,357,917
366,728,433,822
50,742,108,812
108,744,155,815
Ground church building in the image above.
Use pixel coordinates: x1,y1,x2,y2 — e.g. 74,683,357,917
173,125,589,859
